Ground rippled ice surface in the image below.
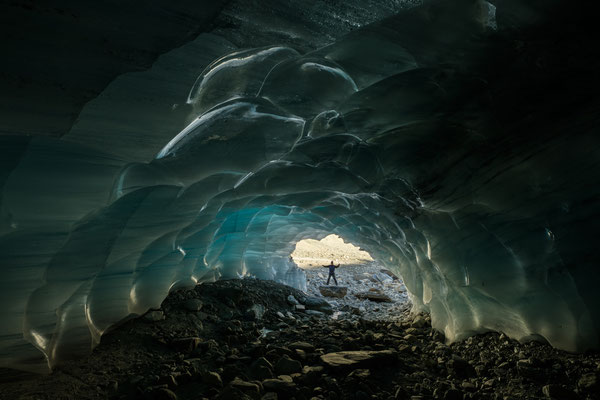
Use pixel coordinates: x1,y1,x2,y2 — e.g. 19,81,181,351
1,0,599,372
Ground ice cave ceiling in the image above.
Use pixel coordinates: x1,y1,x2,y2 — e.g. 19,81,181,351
0,0,599,373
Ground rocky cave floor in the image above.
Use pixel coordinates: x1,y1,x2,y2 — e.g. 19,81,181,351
1,278,600,400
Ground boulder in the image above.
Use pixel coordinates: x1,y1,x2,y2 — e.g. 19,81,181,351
303,296,333,314
143,310,165,322
578,373,599,393
318,286,347,298
289,342,315,352
411,315,428,328
170,337,201,352
202,371,223,387
355,289,393,303
305,310,325,317
542,384,578,399
320,350,396,368
153,388,178,400
245,304,265,320
182,298,203,311
250,357,274,380
380,269,399,280
229,378,260,396
275,354,302,375
262,378,296,393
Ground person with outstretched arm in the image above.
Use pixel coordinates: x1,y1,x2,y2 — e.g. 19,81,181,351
323,260,340,286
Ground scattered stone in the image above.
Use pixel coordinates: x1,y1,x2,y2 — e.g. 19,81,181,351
347,368,370,379
318,286,348,298
202,371,223,387
7,277,597,400
354,288,393,303
411,315,427,328
171,337,201,352
182,298,203,311
274,354,302,375
245,304,265,320
262,378,296,393
289,341,315,352
443,388,463,400
287,295,299,305
446,356,475,379
294,304,306,311
578,372,599,392
153,388,178,400
303,296,333,314
143,310,165,322
542,384,578,399
380,269,399,280
305,310,326,317
320,349,396,368
250,357,274,380
158,374,178,388
229,378,260,395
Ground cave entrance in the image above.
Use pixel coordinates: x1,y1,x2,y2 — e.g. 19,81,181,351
290,234,410,320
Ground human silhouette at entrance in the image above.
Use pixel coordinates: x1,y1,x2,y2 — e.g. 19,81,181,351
323,260,340,285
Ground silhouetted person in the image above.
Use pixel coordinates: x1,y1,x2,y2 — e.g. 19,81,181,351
323,260,340,285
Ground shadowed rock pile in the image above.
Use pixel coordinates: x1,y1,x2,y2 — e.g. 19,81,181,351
1,278,599,400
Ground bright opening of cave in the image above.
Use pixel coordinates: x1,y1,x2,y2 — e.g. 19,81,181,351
291,234,373,269
291,234,410,320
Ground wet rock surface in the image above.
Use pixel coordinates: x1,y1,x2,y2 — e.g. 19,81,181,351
1,278,599,400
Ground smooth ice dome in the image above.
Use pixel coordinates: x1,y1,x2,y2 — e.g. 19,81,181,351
0,0,599,373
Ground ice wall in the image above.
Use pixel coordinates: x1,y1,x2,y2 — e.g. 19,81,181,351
1,0,599,372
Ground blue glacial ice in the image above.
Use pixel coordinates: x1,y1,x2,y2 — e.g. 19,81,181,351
0,0,599,373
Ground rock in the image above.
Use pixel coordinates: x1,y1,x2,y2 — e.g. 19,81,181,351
245,304,265,320
294,304,306,311
202,371,223,387
443,389,463,400
303,296,333,314
380,269,399,280
287,295,299,305
446,356,475,379
229,378,260,395
171,337,201,352
262,378,296,393
289,341,315,352
320,350,396,368
542,384,578,399
153,388,178,400
182,298,203,311
250,357,274,380
261,393,278,400
394,386,409,399
578,372,599,392
318,286,348,298
411,315,427,328
218,386,253,400
143,310,165,322
275,354,302,375
516,358,543,380
354,289,393,303
373,272,393,283
305,310,325,317
158,374,178,388
347,369,371,379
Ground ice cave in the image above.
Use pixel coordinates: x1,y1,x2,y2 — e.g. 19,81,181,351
0,0,599,395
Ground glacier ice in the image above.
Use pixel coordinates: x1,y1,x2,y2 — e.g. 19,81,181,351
0,0,599,372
